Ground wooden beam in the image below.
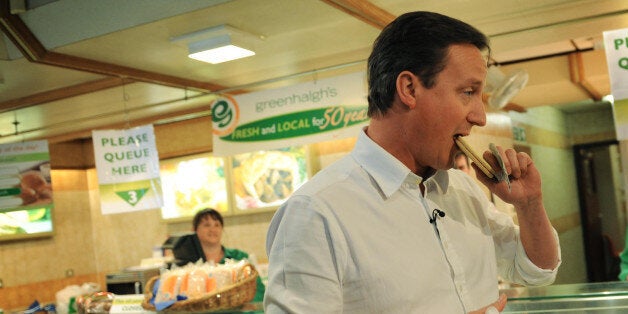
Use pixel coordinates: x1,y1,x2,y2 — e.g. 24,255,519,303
320,0,395,29
0,77,133,113
45,105,213,144
41,51,223,92
569,52,603,101
0,1,46,61
502,102,527,113
0,1,228,94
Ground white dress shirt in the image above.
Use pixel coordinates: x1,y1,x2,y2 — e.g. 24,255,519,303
265,129,560,313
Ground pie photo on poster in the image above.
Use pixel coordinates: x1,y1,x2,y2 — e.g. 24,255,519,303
231,146,308,210
160,154,229,219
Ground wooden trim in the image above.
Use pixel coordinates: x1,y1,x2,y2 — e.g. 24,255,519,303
45,105,212,144
0,1,229,102
502,102,527,113
512,121,571,149
569,52,603,101
0,1,255,142
320,0,395,29
0,77,132,112
0,1,46,61
41,51,223,92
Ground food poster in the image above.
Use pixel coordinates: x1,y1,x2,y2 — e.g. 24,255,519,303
212,71,369,157
0,140,53,240
231,146,308,210
92,125,163,214
160,153,228,219
603,27,628,140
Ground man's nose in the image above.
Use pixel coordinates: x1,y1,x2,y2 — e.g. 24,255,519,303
468,96,487,126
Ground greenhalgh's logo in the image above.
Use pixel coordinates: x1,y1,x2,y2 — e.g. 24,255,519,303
211,95,240,137
220,105,369,142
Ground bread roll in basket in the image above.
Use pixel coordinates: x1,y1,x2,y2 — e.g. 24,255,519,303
142,262,258,313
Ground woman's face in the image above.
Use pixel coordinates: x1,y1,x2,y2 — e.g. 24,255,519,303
196,216,223,246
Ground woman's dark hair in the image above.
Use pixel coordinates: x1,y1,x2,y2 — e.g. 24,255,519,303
367,11,490,117
193,208,224,231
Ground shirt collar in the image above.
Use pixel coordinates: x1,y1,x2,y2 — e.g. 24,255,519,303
428,168,450,194
351,128,450,197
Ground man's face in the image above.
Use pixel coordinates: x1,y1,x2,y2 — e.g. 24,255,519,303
409,44,488,172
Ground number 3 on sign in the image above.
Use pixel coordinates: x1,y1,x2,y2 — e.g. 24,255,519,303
115,188,148,206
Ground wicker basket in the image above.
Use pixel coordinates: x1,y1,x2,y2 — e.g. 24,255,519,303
141,263,258,313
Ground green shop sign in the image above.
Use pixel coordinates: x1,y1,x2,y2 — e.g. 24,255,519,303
220,105,368,142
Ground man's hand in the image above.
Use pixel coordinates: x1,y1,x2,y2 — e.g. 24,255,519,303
473,145,542,208
473,145,560,270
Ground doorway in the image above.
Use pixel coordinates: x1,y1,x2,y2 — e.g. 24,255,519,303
575,141,623,282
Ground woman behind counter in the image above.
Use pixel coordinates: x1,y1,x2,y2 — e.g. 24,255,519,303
172,208,266,302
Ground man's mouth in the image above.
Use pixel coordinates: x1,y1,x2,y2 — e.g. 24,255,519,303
453,134,465,148
453,136,496,179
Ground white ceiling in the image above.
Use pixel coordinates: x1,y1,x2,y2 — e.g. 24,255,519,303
0,0,627,144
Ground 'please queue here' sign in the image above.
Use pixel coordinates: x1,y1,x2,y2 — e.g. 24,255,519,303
92,125,163,215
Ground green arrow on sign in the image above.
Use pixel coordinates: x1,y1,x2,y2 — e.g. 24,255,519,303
0,187,21,197
115,188,148,206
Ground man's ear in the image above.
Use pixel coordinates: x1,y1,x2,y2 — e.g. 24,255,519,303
396,71,419,109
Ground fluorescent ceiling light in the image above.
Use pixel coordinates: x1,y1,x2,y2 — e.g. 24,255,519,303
188,34,255,64
172,24,260,65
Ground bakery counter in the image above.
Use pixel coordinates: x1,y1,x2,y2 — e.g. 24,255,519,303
501,281,628,313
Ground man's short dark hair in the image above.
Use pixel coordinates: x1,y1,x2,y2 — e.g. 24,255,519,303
367,11,490,117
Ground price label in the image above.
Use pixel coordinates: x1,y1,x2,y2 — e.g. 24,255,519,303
109,294,153,313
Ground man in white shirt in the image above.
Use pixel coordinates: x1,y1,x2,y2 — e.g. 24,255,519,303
265,11,560,313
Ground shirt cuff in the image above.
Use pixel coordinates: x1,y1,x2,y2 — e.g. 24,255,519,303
515,227,562,286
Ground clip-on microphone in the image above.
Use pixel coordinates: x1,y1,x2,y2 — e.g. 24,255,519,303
429,209,446,224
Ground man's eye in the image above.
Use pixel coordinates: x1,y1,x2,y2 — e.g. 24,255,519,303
464,86,481,96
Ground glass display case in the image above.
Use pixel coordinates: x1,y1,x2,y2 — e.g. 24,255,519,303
502,281,628,313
